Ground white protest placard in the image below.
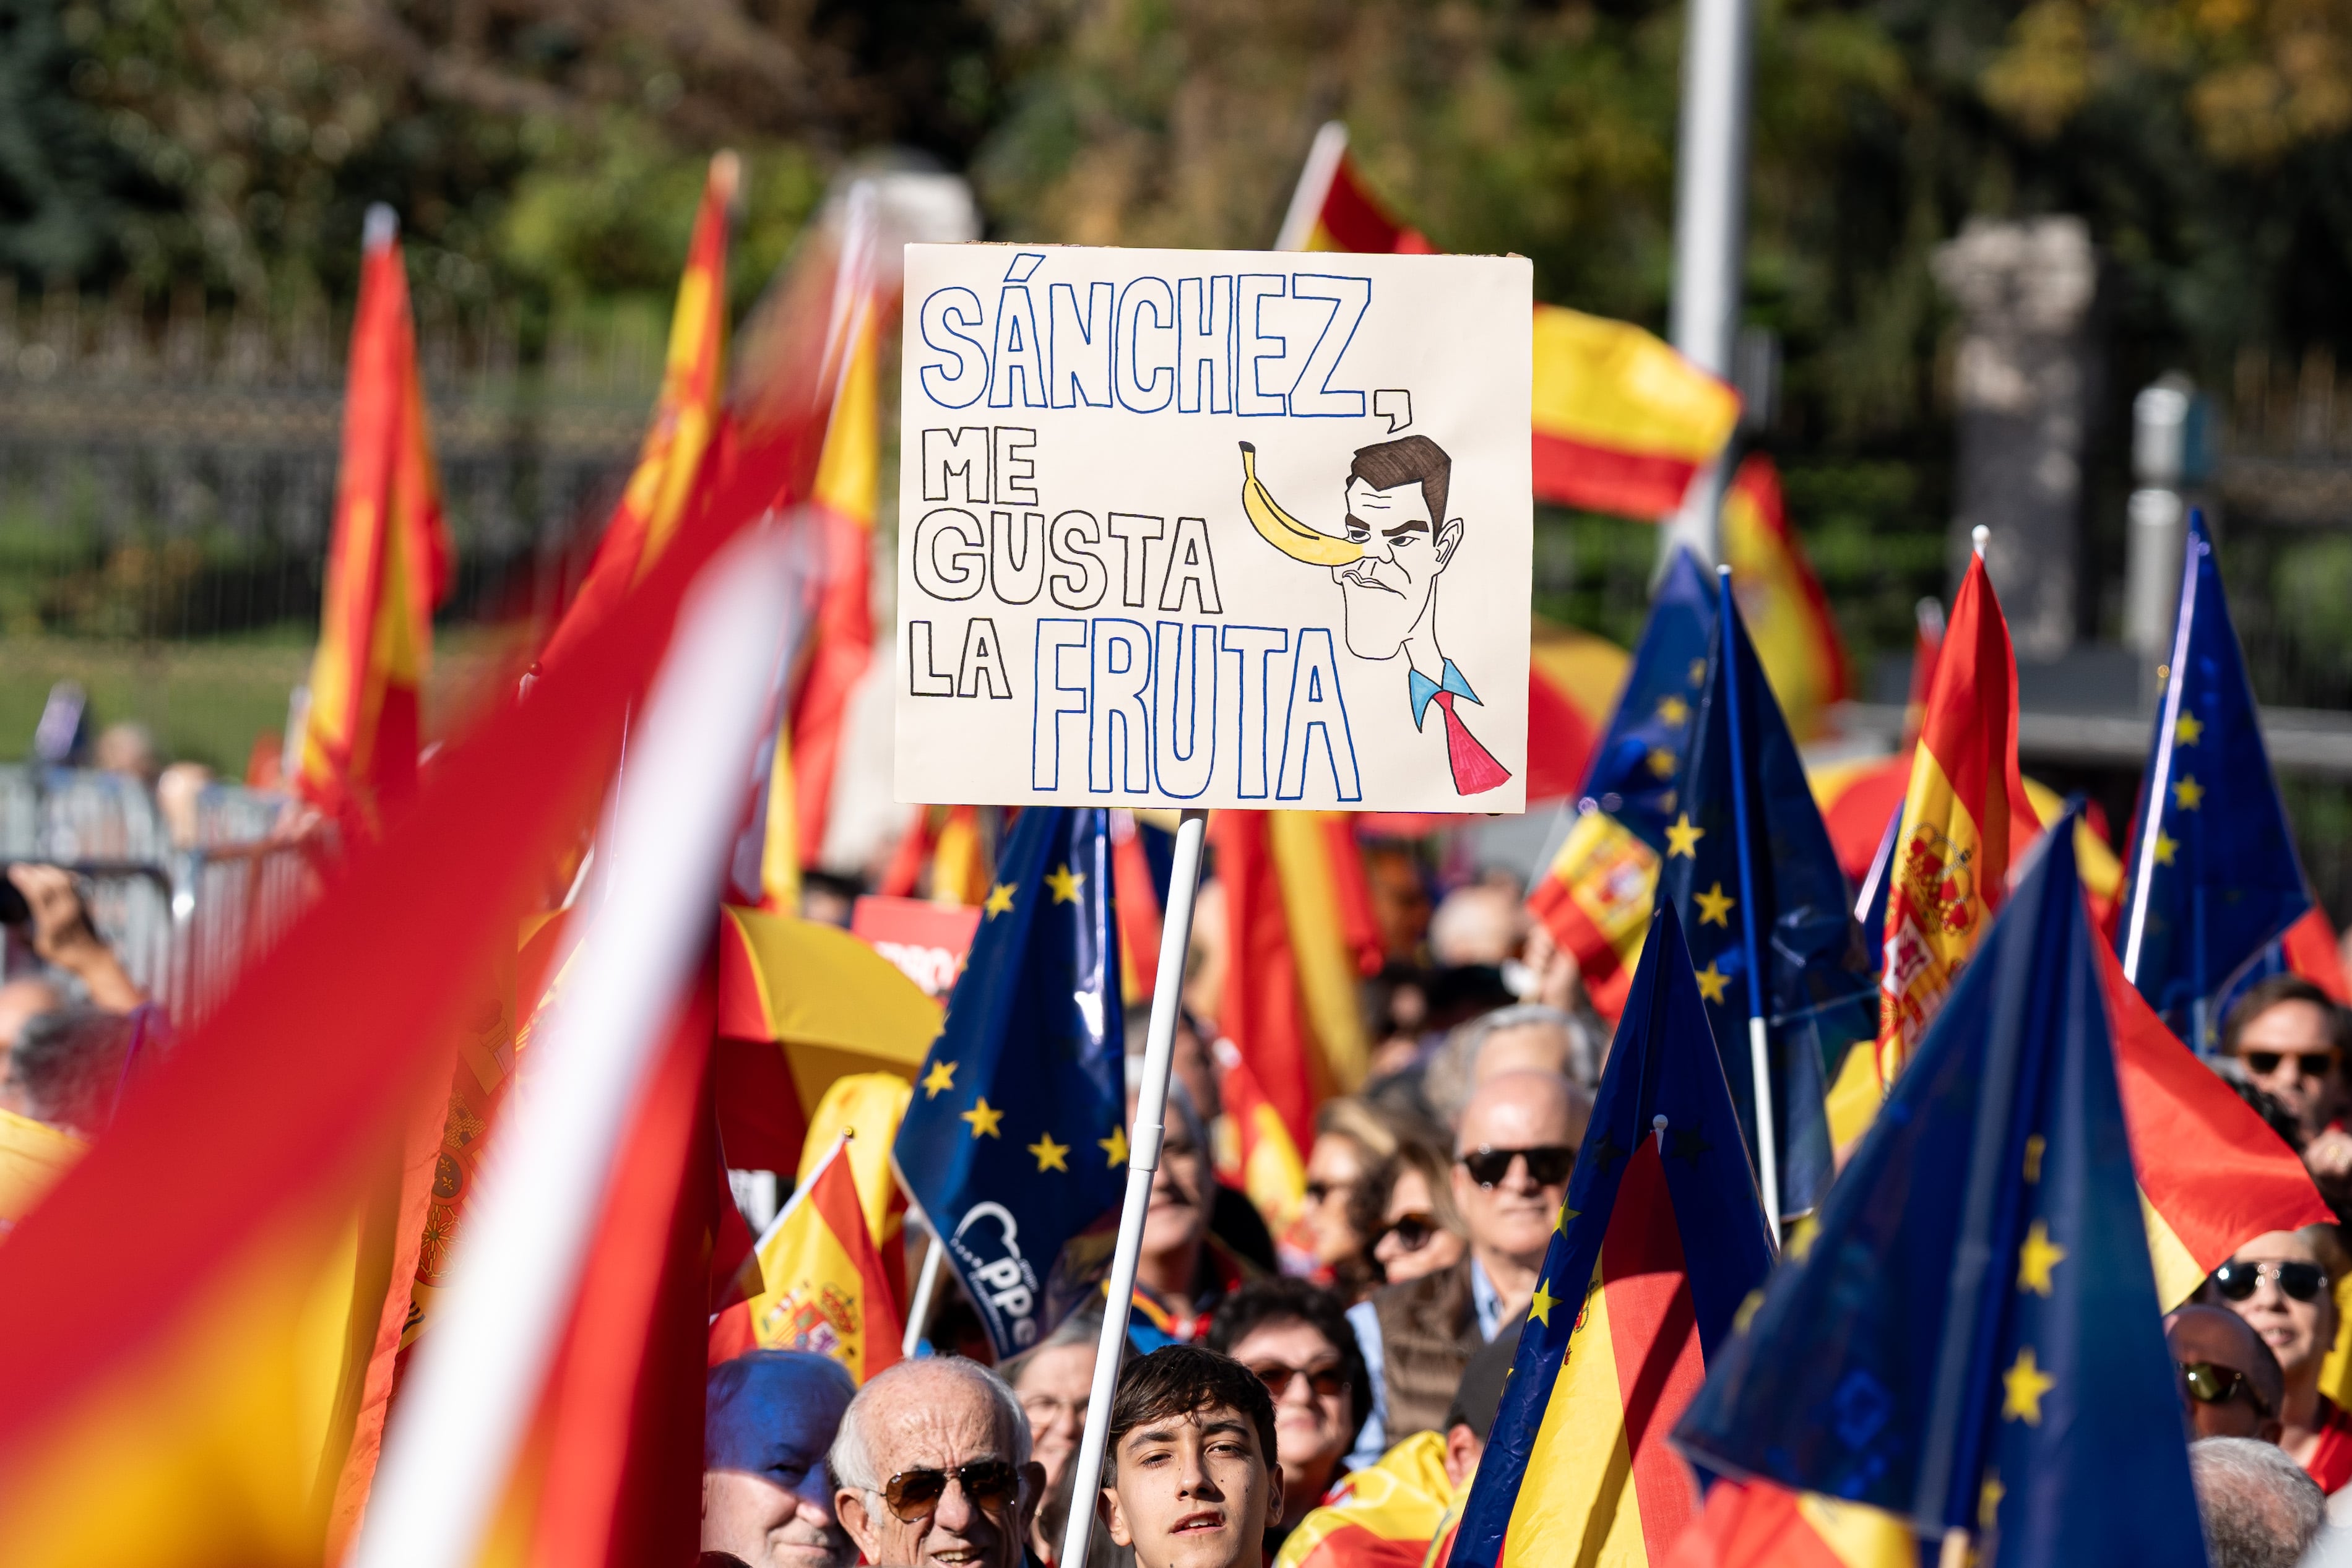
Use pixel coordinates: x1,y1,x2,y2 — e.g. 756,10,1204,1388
894,244,1532,813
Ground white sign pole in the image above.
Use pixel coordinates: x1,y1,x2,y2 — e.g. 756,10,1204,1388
901,1233,946,1358
1054,806,1209,1568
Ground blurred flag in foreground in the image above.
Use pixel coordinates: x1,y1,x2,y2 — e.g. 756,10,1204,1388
1657,572,1875,1220
1675,824,2207,1568
1720,455,1851,744
1876,550,2039,1072
2120,510,2311,1046
298,205,452,830
1273,1429,1455,1568
711,1133,904,1382
1450,901,1774,1568
895,808,1127,1359
1526,618,1630,806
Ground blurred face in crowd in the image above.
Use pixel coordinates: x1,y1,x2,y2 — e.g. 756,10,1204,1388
1141,1102,1214,1268
1012,1340,1095,1497
1301,1133,1372,1269
2166,1304,2285,1444
1105,1405,1279,1568
1453,1072,1587,1282
1472,1020,1580,1090
2233,1000,2345,1144
704,1465,853,1568
1373,1164,1464,1285
836,1362,1042,1568
2212,1230,2339,1394
1224,1317,1354,1521
1171,1020,1221,1125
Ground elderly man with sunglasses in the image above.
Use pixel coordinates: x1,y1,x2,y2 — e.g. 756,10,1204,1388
831,1356,1047,1568
2206,1226,2352,1496
1341,1070,1590,1469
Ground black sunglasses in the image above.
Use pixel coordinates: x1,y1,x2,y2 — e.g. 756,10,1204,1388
1248,1361,1348,1400
1378,1212,1441,1252
2242,1049,2340,1080
880,1460,1021,1523
2180,1360,2274,1418
2211,1259,2329,1304
1458,1144,1576,1188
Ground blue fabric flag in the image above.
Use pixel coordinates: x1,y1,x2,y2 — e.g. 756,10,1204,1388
1449,900,1775,1568
2119,509,2309,1047
894,807,1127,1360
1655,577,1875,1217
1674,820,2208,1568
1578,548,1717,851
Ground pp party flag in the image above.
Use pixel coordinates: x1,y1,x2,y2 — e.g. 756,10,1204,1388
1719,455,1851,744
540,152,735,670
1274,1429,1456,1568
1656,569,1875,1225
711,1134,904,1381
1448,898,1776,1568
1526,550,1714,1015
894,806,1128,1359
1274,126,1737,522
1674,822,2208,1568
1876,548,2040,1073
298,204,452,830
2120,509,2311,1048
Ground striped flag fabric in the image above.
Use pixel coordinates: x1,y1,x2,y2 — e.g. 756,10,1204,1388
1211,1034,1312,1236
709,1133,905,1382
1449,900,1775,1568
1664,1479,1914,1568
1719,454,1851,743
1273,1429,1456,1568
1275,121,1436,254
1526,618,1631,804
298,205,452,831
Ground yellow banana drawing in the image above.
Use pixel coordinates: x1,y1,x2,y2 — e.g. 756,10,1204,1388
1239,442,1364,566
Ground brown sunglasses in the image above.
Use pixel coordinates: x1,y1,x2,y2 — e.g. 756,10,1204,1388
880,1460,1021,1523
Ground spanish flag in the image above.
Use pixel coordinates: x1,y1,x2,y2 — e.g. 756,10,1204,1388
1526,808,1657,1022
1277,126,1739,521
1664,1478,1913,1568
710,1134,905,1383
1719,455,1850,743
1874,552,2040,1072
0,1108,81,1233
1211,1033,1312,1234
298,205,452,829
1273,1430,1456,1568
540,152,736,668
1526,618,1630,804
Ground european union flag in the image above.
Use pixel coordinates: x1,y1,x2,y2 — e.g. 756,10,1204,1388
2120,509,2309,1047
894,807,1127,1359
1656,571,1874,1220
1449,901,1773,1568
1675,820,2207,1568
1580,547,1716,850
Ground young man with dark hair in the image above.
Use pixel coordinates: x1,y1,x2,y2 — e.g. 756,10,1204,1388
1101,1345,1283,1568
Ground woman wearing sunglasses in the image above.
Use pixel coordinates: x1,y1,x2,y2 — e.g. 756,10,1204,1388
1349,1139,1468,1290
1204,1278,1371,1556
2205,1226,2352,1494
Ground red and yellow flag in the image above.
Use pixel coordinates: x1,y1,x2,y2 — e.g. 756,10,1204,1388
1875,554,2041,1072
1211,1035,1311,1233
540,153,736,670
1664,1478,1913,1568
1273,1431,1456,1568
1721,455,1850,743
1281,127,1435,255
298,207,452,829
709,1134,904,1383
1528,809,1658,1023
1526,618,1630,804
2285,905,2352,1001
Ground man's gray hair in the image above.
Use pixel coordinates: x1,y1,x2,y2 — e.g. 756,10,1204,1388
2190,1436,2325,1568
1425,1004,1598,1119
828,1355,1034,1494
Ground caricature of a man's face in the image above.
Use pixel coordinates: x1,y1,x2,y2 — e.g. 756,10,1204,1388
1335,472,1463,661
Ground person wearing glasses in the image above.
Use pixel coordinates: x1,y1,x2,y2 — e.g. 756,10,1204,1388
1288,1099,1406,1298
1203,1278,1372,1553
831,1355,1045,1568
2205,1227,2352,1493
1349,1137,1469,1290
2165,1303,2287,1444
1340,1070,1590,1469
2223,978,2352,1208
703,1350,859,1568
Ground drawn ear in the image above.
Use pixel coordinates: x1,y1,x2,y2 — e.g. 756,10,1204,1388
1436,517,1464,567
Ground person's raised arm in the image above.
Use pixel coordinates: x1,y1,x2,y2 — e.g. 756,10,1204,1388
8,864,144,1013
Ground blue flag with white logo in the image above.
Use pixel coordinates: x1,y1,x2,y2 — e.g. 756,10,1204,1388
1655,576,1874,1218
1675,820,2208,1568
2119,509,2309,1048
894,807,1127,1359
1579,548,1716,850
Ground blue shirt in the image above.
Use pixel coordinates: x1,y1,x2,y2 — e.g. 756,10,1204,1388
1407,660,1480,730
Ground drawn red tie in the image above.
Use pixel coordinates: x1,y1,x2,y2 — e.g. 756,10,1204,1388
1432,690,1511,796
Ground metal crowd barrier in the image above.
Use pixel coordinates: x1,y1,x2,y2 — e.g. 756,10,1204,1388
1,767,327,1026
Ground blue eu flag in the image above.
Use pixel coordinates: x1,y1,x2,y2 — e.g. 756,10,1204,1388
1578,547,1716,850
1675,820,2207,1568
1656,575,1874,1218
894,807,1127,1359
2119,509,2309,1046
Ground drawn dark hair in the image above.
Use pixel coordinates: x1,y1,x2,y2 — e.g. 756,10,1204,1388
1348,434,1451,525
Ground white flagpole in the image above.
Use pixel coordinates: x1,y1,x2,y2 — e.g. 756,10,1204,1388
902,1234,946,1358
1055,806,1211,1568
350,527,796,1568
1274,123,1349,252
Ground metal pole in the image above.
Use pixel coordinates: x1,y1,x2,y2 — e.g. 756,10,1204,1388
1055,808,1211,1568
902,1235,946,1358
1713,566,1779,1239
1658,0,1759,571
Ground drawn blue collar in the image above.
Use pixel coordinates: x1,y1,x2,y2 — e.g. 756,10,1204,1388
1409,659,1479,728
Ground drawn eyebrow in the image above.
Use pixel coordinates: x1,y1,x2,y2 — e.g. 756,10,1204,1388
1381,519,1430,538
